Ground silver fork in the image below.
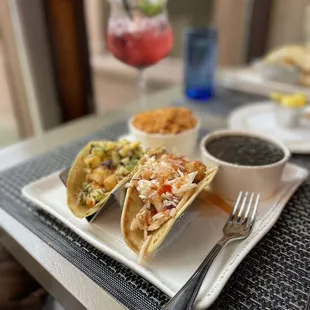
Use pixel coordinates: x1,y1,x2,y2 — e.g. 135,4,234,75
163,191,260,310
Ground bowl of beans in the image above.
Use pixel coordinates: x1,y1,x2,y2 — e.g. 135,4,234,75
200,129,291,200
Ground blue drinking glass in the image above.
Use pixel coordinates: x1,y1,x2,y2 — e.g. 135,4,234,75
184,27,217,101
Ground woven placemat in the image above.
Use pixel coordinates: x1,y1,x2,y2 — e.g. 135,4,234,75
0,93,309,310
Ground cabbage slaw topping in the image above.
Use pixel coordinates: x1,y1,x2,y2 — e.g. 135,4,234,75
127,154,207,241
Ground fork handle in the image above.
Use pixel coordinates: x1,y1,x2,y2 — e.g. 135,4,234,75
162,235,231,310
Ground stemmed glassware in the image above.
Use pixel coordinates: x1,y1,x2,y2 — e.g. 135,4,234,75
106,0,173,107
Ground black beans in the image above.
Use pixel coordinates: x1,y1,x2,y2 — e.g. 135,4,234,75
206,136,284,166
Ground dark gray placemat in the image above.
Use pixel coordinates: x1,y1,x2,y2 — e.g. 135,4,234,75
0,120,170,310
0,92,309,310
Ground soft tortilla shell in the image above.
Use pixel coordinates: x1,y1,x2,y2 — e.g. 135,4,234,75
121,167,217,257
67,141,134,218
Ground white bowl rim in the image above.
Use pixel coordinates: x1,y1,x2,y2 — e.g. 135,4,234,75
200,129,291,170
129,115,201,138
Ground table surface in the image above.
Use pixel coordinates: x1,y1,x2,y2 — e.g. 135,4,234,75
0,86,233,310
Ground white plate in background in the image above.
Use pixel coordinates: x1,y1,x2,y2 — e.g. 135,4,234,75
229,101,310,153
219,68,310,99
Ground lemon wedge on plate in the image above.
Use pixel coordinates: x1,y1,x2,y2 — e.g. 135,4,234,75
271,92,307,108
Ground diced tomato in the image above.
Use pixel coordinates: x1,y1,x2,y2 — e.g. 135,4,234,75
158,184,172,196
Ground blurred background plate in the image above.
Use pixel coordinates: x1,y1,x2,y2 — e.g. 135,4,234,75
252,60,301,85
228,101,310,153
219,68,310,99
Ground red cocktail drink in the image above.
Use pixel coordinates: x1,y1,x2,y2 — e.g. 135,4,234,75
107,17,173,68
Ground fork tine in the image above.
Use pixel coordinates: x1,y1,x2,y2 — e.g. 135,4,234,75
250,193,260,223
242,193,260,229
242,192,255,225
236,192,249,224
227,191,243,223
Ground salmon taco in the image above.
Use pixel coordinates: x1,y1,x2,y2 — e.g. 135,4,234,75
67,139,145,218
121,153,217,263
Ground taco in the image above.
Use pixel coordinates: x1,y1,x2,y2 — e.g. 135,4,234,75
121,153,217,263
67,139,144,218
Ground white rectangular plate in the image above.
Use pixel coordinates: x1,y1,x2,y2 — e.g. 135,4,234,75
22,163,308,309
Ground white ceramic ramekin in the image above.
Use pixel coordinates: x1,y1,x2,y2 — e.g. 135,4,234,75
200,130,291,201
275,104,304,128
129,117,200,156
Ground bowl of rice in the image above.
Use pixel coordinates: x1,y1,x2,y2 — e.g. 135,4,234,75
129,107,200,156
